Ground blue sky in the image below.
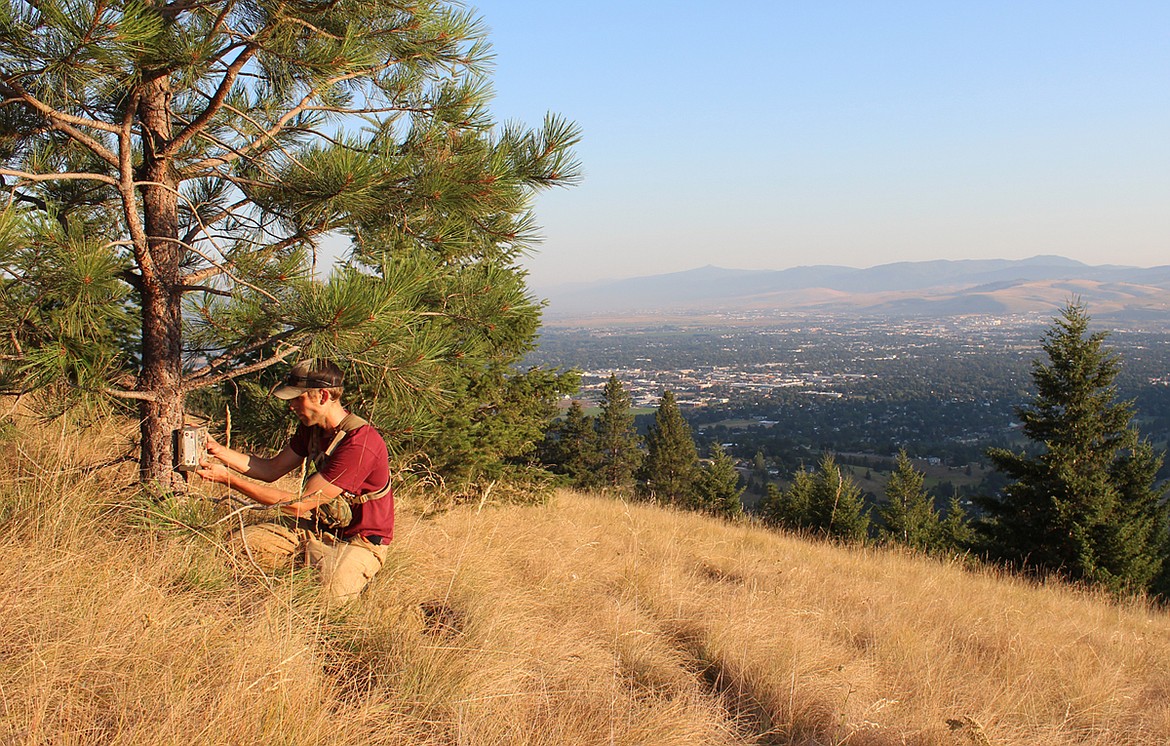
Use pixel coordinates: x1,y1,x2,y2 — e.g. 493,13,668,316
466,1,1170,288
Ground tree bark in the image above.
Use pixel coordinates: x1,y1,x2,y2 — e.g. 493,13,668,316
135,73,185,490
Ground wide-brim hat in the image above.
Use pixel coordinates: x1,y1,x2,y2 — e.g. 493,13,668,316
271,359,344,400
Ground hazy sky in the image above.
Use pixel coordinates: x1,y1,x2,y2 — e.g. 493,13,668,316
465,1,1170,289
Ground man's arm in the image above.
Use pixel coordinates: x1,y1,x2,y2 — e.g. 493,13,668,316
197,464,343,516
202,436,303,483
281,474,344,517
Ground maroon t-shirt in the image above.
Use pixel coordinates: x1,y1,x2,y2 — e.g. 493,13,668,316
290,421,394,541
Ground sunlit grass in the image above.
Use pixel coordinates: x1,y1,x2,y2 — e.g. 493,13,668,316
2,409,1168,745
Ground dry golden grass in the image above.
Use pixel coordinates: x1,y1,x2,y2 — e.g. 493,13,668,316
2,413,1169,745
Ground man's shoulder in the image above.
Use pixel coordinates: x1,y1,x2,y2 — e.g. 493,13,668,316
339,421,388,452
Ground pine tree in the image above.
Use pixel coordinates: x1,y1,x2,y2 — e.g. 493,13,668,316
878,450,941,551
750,451,770,493
638,390,700,506
1105,439,1168,588
761,471,813,530
696,443,743,518
939,495,974,553
0,0,579,489
595,374,642,492
422,364,578,495
543,400,600,489
807,454,870,543
978,303,1168,593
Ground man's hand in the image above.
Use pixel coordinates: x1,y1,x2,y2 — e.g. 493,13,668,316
196,458,231,485
199,434,256,477
204,434,227,460
193,444,316,508
280,502,314,518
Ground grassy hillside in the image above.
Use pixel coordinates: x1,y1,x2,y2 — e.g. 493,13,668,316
2,414,1169,745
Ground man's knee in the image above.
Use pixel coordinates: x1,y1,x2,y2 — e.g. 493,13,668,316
317,538,387,604
229,522,301,571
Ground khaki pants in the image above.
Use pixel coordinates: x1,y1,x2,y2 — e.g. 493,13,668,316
230,522,388,604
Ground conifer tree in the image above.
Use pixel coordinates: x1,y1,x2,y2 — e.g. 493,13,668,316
697,443,743,518
761,474,812,530
0,0,579,489
978,303,1168,593
421,364,577,494
878,450,941,551
760,483,781,523
542,400,600,488
749,451,770,493
807,454,870,542
638,390,700,506
595,374,642,491
939,495,974,553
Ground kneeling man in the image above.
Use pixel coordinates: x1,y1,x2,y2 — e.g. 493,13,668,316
198,358,393,603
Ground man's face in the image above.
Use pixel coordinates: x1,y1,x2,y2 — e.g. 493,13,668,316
288,389,329,426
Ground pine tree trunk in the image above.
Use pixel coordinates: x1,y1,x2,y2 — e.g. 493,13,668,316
135,74,185,490
138,273,184,490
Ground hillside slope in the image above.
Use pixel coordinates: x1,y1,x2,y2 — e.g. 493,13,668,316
2,419,1169,745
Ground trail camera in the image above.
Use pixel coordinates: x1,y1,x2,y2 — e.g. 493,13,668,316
176,425,208,472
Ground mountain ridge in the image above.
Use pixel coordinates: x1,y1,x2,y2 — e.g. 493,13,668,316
538,256,1170,322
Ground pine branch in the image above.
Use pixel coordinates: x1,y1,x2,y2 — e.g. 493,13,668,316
216,102,312,174
278,13,344,41
179,128,286,184
182,341,300,391
184,57,423,175
4,375,159,402
162,44,259,159
180,195,251,247
0,167,117,186
168,237,281,302
205,0,242,39
117,89,153,281
185,332,300,380
162,0,205,13
197,167,279,190
300,103,438,116
10,189,48,211
178,284,232,297
183,263,232,286
0,81,120,165
130,179,277,299
179,222,329,285
104,388,158,401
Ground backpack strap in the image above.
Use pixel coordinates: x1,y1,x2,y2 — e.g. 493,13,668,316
322,412,369,458
306,413,390,505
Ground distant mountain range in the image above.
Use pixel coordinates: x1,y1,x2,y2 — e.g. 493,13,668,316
537,256,1170,323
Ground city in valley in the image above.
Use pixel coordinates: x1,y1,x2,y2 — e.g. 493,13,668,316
529,313,1170,483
